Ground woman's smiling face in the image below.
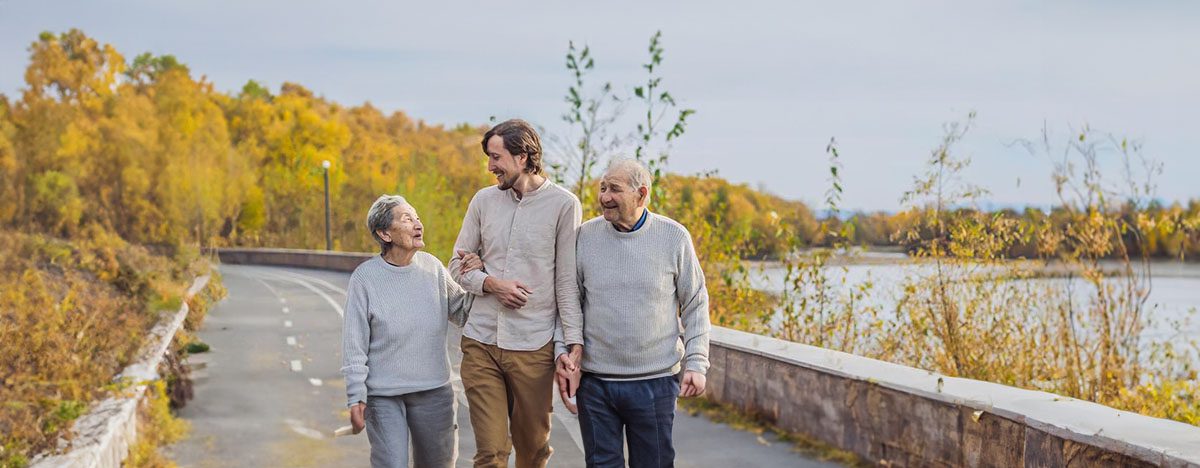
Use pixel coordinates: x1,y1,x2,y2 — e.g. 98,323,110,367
377,203,424,251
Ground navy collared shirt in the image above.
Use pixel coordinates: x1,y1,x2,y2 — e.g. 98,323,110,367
629,208,649,232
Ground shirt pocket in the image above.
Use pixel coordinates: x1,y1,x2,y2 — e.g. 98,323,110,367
524,224,558,260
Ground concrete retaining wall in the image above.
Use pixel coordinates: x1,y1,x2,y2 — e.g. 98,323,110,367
215,247,371,272
708,327,1200,467
31,276,211,468
216,248,1200,467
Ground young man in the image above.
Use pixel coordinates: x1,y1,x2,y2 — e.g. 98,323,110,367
560,158,712,468
449,119,583,468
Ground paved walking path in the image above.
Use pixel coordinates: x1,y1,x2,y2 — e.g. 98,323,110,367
166,264,839,467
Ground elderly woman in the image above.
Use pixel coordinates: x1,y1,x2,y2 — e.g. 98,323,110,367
341,195,474,468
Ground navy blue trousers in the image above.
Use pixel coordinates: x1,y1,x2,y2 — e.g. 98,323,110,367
576,374,679,468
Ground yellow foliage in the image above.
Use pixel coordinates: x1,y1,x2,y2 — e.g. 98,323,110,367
0,231,206,466
125,381,189,468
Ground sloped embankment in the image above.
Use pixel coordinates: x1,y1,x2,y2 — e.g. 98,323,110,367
0,230,223,467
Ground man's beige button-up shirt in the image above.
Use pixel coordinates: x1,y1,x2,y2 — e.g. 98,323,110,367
449,180,583,351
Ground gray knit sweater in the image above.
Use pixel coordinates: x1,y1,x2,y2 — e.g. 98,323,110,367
574,212,712,379
341,253,471,407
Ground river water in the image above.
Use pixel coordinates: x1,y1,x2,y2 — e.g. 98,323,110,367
746,254,1200,344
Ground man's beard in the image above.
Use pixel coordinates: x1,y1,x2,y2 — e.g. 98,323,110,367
497,171,518,190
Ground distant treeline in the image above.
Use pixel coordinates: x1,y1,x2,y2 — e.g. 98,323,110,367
1,30,1196,262
651,176,1200,261
818,202,1200,260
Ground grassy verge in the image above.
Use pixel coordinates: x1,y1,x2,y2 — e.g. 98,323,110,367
0,229,219,467
125,381,189,468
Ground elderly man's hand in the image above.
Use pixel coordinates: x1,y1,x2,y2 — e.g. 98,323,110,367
456,250,484,275
557,344,582,372
350,402,366,434
483,277,532,309
680,371,706,398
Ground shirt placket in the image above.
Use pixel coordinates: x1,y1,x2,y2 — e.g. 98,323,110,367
498,197,524,348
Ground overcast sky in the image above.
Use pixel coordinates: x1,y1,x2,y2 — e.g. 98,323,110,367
2,0,1196,211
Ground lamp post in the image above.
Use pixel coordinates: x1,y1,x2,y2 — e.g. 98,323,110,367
322,160,332,251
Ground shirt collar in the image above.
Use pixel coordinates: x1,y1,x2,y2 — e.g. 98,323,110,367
630,208,649,232
612,208,650,233
507,178,551,202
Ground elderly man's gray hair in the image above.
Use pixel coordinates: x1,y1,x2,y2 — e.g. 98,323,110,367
366,194,409,252
605,158,653,192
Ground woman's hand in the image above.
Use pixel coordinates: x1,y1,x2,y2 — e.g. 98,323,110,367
456,250,484,275
350,402,366,434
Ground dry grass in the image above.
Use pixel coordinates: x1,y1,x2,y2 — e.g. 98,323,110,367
125,381,189,468
674,121,1200,434
0,229,215,467
748,122,1200,426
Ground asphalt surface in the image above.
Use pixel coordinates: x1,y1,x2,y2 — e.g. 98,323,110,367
166,264,839,468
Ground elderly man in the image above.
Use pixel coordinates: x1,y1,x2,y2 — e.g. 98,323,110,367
560,158,712,468
449,119,584,468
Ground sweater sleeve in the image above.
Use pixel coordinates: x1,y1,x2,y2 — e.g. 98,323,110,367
675,230,712,375
442,262,473,328
341,274,371,407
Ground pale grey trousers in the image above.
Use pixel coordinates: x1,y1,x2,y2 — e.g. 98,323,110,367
365,384,458,468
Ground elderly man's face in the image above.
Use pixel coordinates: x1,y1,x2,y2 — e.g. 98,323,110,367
378,203,425,251
598,173,645,225
485,135,524,191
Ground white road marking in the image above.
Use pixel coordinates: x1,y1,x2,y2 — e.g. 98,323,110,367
286,336,296,346
282,306,289,314
284,418,325,440
257,270,344,318
254,277,283,298
274,270,348,296
308,378,323,387
284,320,293,328
279,297,287,304
290,360,302,372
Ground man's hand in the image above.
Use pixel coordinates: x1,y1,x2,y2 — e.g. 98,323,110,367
483,276,532,309
555,351,582,414
556,344,583,413
456,249,484,275
350,402,366,434
556,371,580,414
680,371,706,398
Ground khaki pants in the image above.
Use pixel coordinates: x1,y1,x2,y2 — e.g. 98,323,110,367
460,337,555,468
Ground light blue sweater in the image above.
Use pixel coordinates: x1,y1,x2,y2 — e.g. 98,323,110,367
575,212,712,379
341,253,471,407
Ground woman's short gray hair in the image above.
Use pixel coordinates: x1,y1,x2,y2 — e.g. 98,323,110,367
366,194,409,252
